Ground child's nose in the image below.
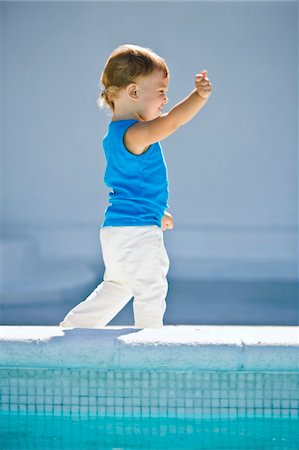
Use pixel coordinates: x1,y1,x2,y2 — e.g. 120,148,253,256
164,96,169,104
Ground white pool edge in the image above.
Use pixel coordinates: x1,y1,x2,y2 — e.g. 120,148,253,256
0,325,298,371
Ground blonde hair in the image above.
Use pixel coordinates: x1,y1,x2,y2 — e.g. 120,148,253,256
97,44,169,113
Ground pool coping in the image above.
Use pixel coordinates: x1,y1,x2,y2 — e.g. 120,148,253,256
0,325,298,371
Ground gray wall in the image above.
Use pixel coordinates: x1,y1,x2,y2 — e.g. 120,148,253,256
0,2,3,236
298,0,299,280
1,1,298,282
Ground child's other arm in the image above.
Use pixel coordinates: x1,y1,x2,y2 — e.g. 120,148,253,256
124,70,212,154
161,211,173,231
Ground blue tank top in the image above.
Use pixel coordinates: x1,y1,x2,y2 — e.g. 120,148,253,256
101,119,169,228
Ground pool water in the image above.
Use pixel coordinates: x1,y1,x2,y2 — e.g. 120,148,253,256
1,412,299,449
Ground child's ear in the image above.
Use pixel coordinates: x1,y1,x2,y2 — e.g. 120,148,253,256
127,83,138,100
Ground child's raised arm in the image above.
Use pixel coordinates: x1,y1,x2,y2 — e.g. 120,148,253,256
124,70,212,155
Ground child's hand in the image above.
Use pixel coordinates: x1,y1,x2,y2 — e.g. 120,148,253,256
161,211,174,231
195,70,213,100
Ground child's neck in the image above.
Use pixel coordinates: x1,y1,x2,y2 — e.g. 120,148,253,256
112,93,145,121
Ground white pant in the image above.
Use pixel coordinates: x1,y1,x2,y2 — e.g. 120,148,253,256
59,225,170,329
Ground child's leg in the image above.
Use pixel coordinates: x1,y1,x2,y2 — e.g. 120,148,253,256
126,225,170,328
59,227,133,329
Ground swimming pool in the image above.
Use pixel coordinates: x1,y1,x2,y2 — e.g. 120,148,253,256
0,325,298,449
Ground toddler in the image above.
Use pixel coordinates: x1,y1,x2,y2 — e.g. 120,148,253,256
59,43,212,329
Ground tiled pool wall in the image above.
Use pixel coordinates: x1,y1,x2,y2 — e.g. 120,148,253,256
0,326,298,419
1,367,299,419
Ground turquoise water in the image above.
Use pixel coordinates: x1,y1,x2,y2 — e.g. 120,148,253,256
1,413,298,449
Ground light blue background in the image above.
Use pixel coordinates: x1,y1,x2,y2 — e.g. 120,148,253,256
1,1,298,325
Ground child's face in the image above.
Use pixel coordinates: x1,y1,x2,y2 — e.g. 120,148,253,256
134,70,169,121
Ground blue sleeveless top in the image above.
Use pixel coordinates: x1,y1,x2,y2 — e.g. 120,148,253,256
101,119,169,228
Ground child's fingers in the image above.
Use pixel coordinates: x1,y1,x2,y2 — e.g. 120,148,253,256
200,70,207,78
196,77,210,86
196,75,204,84
202,70,209,81
196,70,209,81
